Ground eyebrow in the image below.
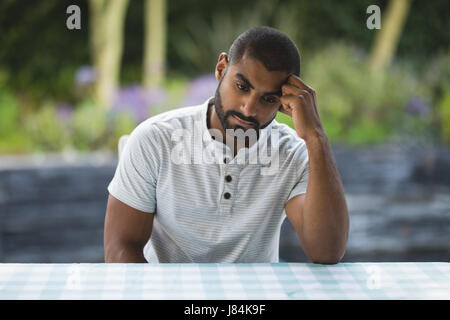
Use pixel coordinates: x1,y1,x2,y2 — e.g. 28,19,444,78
235,73,282,97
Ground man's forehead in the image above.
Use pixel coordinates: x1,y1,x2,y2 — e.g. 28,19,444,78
229,56,289,91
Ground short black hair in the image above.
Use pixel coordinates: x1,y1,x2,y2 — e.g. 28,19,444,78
228,26,300,76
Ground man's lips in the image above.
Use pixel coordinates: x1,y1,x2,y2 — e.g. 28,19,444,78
232,114,254,126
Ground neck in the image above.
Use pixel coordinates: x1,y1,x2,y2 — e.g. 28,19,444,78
207,103,243,157
207,103,223,135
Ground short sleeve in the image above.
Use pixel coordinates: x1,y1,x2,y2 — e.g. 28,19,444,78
287,144,310,201
107,122,161,213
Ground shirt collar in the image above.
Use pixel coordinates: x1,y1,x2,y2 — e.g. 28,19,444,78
199,97,275,165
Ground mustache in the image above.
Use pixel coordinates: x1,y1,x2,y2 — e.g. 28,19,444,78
226,111,259,126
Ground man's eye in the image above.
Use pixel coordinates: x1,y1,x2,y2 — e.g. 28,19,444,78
236,83,249,92
263,96,278,104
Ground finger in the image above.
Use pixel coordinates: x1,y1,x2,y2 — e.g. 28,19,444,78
287,74,315,94
309,90,320,118
282,84,313,103
279,93,304,108
278,105,292,116
279,94,298,116
282,86,312,105
313,103,320,119
278,103,292,116
282,83,302,96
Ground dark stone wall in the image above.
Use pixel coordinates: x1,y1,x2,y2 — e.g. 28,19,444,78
281,143,450,262
0,164,115,262
0,143,449,263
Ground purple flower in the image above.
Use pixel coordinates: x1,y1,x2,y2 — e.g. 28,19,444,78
56,103,73,122
111,85,167,123
145,87,166,106
75,66,96,86
405,95,430,117
181,74,217,107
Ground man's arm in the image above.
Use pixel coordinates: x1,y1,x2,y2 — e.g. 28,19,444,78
285,133,349,264
280,74,349,264
104,194,154,263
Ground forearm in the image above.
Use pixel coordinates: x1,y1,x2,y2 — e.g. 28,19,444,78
301,132,349,264
105,242,148,263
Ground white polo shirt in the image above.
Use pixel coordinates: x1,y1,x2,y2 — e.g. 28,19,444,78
107,97,309,263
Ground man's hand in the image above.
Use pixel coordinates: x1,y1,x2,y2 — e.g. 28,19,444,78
281,76,349,264
279,74,325,142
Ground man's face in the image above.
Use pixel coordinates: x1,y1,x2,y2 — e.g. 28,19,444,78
214,54,289,134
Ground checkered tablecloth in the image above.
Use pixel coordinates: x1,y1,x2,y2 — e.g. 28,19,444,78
0,263,448,300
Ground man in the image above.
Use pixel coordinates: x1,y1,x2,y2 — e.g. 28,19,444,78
104,26,349,264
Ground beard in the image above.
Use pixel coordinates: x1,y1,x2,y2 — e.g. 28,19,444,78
213,80,276,139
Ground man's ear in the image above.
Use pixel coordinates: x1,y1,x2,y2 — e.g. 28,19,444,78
215,52,229,82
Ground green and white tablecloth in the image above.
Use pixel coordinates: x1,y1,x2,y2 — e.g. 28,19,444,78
0,263,448,300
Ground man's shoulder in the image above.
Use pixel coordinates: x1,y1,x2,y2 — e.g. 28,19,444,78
267,121,309,170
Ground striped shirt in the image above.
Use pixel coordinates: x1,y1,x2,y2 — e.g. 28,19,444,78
107,97,309,263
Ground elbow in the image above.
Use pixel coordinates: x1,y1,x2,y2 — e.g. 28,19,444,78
310,257,341,265
308,249,346,265
304,235,348,265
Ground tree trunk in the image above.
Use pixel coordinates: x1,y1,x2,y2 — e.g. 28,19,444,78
88,0,130,109
143,0,167,88
368,0,411,71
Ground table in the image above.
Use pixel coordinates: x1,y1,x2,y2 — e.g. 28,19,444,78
0,263,448,300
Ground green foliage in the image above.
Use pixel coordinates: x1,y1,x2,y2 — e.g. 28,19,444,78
169,0,301,75
1,0,448,105
0,85,33,153
423,51,450,144
438,91,450,144
105,111,137,152
71,100,108,151
424,51,450,101
0,0,448,152
19,99,132,153
0,88,19,137
302,44,415,146
163,74,189,111
0,130,32,154
275,112,294,130
0,76,192,154
23,102,69,152
273,43,443,147
0,0,90,103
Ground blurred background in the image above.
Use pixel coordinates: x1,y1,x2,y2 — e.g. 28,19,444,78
0,0,449,262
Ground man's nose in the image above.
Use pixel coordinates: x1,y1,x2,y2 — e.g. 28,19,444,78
240,94,258,118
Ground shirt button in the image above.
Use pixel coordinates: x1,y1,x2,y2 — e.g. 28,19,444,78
224,192,231,199
225,175,232,182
